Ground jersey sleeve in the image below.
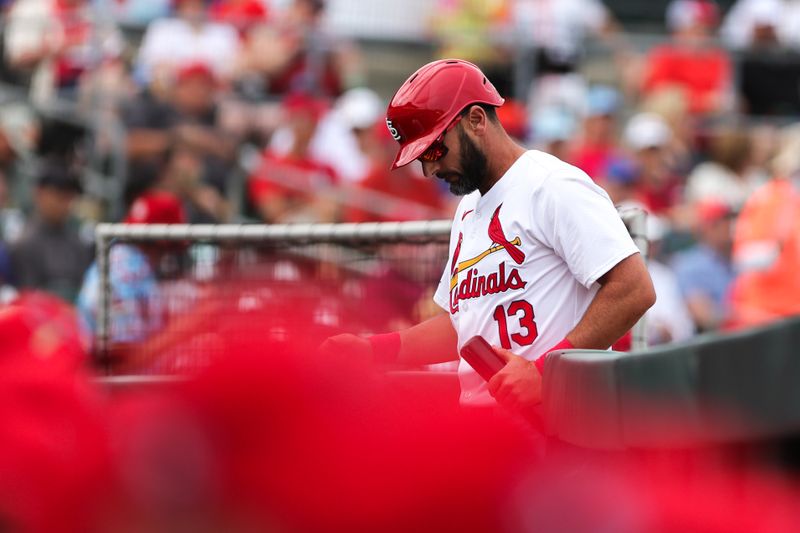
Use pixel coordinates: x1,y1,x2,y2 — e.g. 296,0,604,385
530,172,639,288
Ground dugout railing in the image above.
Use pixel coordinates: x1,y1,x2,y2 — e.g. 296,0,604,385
94,207,648,375
543,315,800,450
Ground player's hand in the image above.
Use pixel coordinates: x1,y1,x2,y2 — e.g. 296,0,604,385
317,333,374,367
487,346,543,413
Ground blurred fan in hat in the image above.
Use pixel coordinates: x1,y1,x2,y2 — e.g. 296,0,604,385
248,92,340,223
9,161,91,303
623,112,683,218
123,58,236,223
77,190,187,370
672,199,735,332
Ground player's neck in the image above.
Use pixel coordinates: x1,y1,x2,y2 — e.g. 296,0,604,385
479,135,527,195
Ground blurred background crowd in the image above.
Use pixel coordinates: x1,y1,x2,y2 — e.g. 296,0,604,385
0,0,799,348
4,2,800,531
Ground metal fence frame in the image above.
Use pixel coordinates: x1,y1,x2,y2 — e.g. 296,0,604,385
95,210,648,363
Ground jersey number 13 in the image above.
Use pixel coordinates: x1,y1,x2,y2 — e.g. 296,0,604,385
492,300,538,349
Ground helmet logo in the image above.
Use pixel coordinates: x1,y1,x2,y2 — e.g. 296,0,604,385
386,119,402,142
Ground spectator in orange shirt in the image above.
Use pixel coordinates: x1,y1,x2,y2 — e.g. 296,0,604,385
729,125,800,327
642,0,733,116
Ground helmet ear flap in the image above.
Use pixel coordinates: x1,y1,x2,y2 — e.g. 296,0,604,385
386,59,504,169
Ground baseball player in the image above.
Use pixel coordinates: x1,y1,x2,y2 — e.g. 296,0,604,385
323,59,655,414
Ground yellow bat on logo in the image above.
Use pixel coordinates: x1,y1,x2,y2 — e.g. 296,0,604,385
449,236,521,290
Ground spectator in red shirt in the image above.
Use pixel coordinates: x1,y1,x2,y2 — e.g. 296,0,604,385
641,0,733,116
248,93,339,223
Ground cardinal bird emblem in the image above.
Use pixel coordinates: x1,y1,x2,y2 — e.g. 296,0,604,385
488,204,525,264
449,204,525,290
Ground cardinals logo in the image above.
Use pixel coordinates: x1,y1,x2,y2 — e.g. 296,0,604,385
450,204,524,289
448,204,527,312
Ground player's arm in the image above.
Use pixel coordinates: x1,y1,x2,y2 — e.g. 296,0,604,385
319,311,458,368
566,251,655,350
396,312,459,366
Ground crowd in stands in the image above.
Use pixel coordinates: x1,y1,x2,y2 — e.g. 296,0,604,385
0,0,799,354
3,3,800,529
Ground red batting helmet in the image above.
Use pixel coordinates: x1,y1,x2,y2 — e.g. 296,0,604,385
386,59,505,169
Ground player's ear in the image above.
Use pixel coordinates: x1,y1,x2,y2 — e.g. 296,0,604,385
465,105,488,135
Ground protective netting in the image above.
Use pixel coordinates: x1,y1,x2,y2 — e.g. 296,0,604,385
96,234,449,375
94,208,645,376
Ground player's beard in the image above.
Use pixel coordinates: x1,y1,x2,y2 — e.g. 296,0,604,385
448,127,488,196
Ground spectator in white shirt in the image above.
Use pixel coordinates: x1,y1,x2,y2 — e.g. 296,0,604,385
721,0,787,49
4,0,124,105
136,0,241,85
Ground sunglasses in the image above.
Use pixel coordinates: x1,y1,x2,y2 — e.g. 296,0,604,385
417,114,464,163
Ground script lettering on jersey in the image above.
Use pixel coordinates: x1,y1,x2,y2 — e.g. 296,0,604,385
449,263,527,313
448,204,529,313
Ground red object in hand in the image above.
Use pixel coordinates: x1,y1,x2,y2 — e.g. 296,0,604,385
460,336,506,382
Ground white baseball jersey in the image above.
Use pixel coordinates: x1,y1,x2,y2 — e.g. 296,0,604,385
433,150,639,406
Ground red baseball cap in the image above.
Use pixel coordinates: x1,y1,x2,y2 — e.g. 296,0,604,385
282,92,328,121
696,200,733,225
175,61,216,85
124,191,186,225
